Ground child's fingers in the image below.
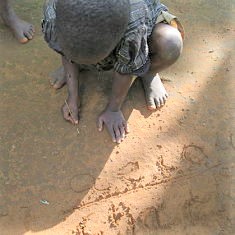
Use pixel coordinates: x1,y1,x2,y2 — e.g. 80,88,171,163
119,125,126,140
72,115,79,124
63,111,74,124
123,121,130,134
113,125,122,144
68,116,76,124
63,111,72,123
68,115,78,125
62,105,77,125
97,117,104,131
107,125,116,143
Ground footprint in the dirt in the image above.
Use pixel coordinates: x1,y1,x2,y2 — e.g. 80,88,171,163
181,145,211,167
70,174,95,193
118,162,142,182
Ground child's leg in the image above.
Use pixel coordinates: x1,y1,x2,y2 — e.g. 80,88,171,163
0,0,34,43
141,23,183,110
61,56,80,124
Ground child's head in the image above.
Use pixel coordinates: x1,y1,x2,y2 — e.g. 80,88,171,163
56,0,130,64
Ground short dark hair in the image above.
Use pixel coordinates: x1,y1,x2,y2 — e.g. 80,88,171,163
56,0,130,63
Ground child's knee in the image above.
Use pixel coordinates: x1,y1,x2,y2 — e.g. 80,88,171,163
150,23,183,64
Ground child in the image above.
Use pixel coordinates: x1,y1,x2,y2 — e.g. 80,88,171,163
0,0,34,43
42,0,184,143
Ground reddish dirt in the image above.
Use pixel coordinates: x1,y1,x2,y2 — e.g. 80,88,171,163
0,0,234,234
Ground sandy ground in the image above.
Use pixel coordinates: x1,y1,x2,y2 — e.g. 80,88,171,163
0,0,234,234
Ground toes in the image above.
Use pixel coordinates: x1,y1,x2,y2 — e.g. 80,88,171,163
24,31,33,40
50,76,57,86
162,96,167,104
53,78,66,89
30,25,35,33
146,98,156,111
147,95,169,110
10,24,28,43
28,28,34,38
18,30,32,43
163,93,169,103
159,97,165,106
162,94,168,104
18,37,29,44
50,67,65,87
21,25,34,41
154,98,161,109
19,26,34,42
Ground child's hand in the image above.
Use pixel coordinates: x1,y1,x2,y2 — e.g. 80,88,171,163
61,98,79,125
97,109,130,144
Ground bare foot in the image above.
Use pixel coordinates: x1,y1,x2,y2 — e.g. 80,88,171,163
1,10,34,43
49,66,67,89
142,73,168,110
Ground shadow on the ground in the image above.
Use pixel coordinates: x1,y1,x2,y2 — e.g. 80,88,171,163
0,0,234,234
0,65,139,233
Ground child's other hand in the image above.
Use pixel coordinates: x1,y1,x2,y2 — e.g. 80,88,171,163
61,98,79,125
97,109,130,144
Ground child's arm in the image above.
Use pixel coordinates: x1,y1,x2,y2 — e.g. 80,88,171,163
98,72,135,143
61,56,80,124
